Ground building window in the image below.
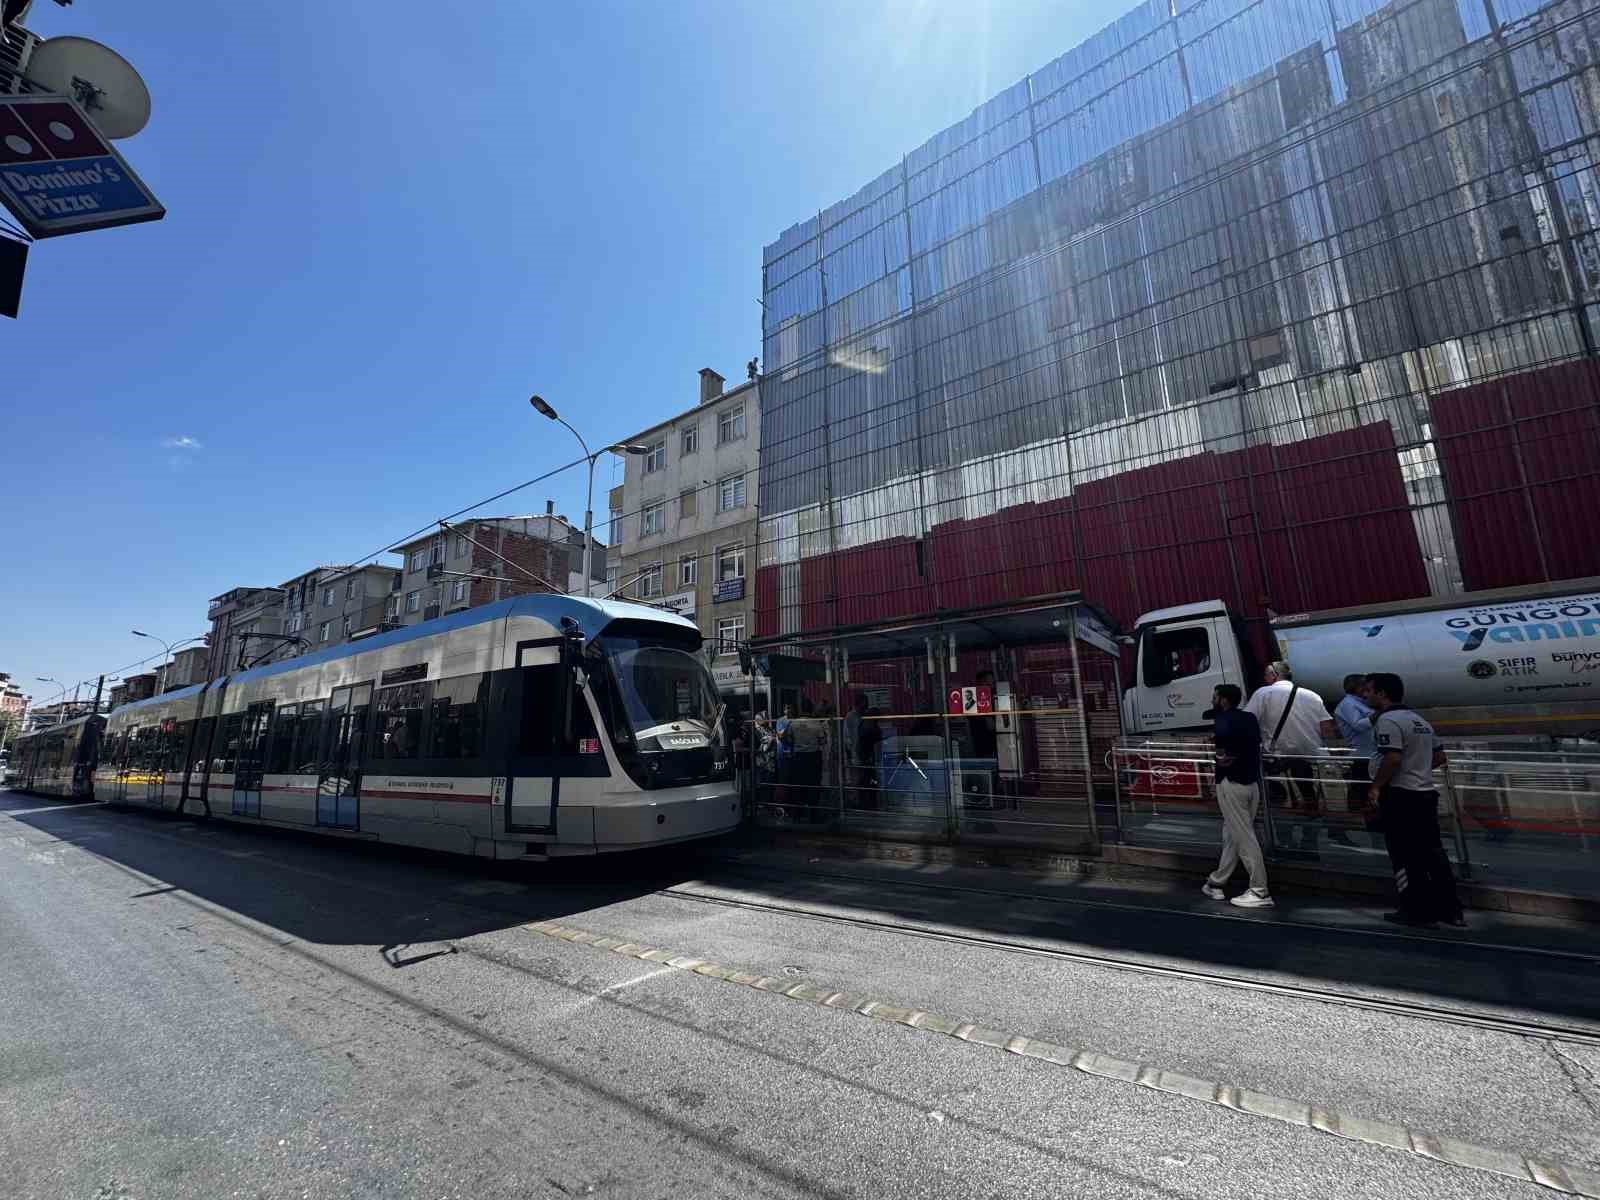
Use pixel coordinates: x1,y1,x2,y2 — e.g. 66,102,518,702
716,614,745,656
680,554,697,587
454,533,468,558
341,615,353,637
718,473,746,511
391,573,402,593
639,562,663,599
718,403,745,444
346,579,359,600
430,540,444,566
410,550,425,573
680,488,697,519
288,612,304,634
318,621,331,643
717,542,745,582
681,425,699,455
644,440,666,473
609,506,624,540
450,580,468,604
405,590,420,614
321,586,335,607
385,596,399,620
640,501,665,537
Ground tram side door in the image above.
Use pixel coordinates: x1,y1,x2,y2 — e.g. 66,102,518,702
317,683,371,829
232,702,273,818
503,638,575,838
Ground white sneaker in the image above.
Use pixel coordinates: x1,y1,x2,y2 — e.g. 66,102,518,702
1201,884,1227,901
1230,889,1275,909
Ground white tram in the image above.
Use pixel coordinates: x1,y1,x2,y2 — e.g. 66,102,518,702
92,595,740,857
9,715,103,799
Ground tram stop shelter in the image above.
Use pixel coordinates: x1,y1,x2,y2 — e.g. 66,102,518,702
747,593,1124,851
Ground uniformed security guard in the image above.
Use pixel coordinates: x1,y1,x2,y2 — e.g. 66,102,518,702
1364,672,1466,929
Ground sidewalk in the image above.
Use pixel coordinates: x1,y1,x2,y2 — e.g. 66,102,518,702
729,822,1600,927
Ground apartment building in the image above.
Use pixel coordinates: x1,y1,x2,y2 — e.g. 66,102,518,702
610,368,759,692
108,672,159,709
204,586,285,679
390,506,604,627
0,673,30,741
162,646,209,691
281,563,404,653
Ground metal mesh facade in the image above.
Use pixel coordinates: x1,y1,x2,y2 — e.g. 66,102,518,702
757,0,1600,642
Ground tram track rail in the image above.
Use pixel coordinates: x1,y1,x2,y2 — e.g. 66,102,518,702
658,880,1600,1048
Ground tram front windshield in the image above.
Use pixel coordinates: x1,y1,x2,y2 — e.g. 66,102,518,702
598,633,724,751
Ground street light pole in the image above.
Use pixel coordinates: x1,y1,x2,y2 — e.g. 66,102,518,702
131,630,177,697
528,395,648,598
36,676,66,726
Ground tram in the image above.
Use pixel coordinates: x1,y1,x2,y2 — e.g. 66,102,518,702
8,714,103,800
81,594,739,857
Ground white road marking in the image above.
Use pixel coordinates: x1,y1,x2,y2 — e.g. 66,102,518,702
602,966,675,994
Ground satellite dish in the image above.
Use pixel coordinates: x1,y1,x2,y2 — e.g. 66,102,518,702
26,36,151,139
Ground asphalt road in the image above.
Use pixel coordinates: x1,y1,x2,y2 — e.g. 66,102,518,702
3,791,1598,1200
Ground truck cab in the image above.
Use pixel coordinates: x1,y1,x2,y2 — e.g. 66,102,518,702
1121,601,1252,735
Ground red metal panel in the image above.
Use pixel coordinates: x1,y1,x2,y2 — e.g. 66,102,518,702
755,564,781,639
1428,361,1600,590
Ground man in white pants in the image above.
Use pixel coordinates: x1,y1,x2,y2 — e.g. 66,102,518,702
1202,683,1274,908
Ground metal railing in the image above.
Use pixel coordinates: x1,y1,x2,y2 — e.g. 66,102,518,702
1113,739,1600,898
745,709,1100,851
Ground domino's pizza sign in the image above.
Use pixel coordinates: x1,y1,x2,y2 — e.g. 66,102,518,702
0,94,163,238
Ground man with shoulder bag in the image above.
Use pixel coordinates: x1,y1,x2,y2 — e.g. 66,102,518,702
1244,662,1337,856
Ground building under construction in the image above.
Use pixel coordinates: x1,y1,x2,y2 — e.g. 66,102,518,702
750,0,1600,846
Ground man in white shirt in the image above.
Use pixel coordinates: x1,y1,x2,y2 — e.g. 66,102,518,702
1244,661,1334,855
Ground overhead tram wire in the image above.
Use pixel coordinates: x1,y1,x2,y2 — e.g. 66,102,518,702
758,4,1598,382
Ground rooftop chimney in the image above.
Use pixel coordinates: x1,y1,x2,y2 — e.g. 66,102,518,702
698,367,725,405
546,500,555,515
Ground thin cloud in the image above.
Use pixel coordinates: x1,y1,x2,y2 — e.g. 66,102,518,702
161,435,203,450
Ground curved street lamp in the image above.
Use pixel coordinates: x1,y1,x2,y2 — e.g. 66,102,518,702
528,395,648,597
35,676,67,724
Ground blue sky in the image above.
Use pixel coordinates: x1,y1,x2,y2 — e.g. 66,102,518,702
1,0,1103,704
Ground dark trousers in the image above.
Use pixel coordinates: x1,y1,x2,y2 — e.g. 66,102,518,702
1346,759,1381,831
1379,786,1462,922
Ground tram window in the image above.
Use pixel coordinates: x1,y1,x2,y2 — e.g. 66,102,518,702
518,664,596,756
428,674,485,759
166,722,192,771
374,683,429,760
191,718,216,773
104,731,125,768
218,713,244,773
294,700,324,771
268,704,298,773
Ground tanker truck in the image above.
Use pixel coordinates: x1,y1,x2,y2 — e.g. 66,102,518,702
1121,578,1600,741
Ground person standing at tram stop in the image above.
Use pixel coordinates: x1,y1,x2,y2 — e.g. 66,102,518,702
1201,684,1274,909
1243,660,1341,855
1365,672,1466,929
1333,673,1381,845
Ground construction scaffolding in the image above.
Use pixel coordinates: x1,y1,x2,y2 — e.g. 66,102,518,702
757,0,1600,651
